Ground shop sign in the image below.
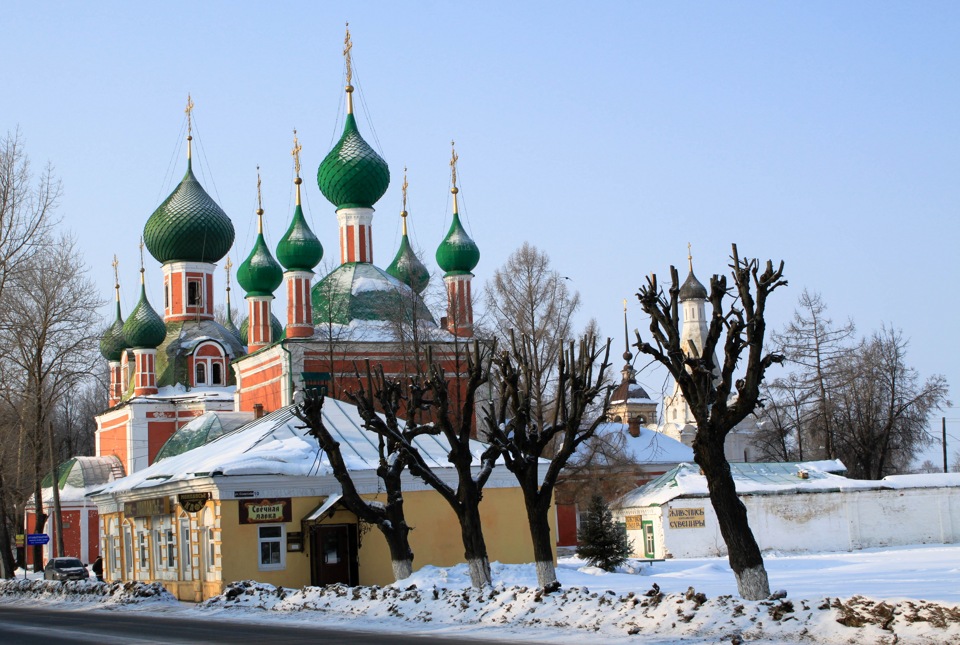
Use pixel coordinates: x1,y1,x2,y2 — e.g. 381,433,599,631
233,490,259,498
178,492,211,513
239,498,292,524
123,497,170,517
668,507,705,529
624,515,643,530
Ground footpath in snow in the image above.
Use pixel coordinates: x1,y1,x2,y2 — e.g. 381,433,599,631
2,545,959,644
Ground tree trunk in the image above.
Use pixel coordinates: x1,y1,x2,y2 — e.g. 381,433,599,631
459,500,491,588
31,478,46,572
0,474,16,578
525,494,559,590
46,419,64,558
695,434,770,601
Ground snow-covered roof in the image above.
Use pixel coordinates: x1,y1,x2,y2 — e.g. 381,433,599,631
128,384,236,404
617,460,960,508
96,398,500,496
578,422,694,466
33,456,125,505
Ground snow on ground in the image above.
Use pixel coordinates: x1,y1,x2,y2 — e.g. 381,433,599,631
2,545,960,644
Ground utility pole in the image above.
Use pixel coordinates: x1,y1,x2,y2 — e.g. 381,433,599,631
944,416,948,474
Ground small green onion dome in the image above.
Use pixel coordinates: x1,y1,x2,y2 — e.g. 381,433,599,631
679,268,708,301
237,226,283,297
276,203,323,271
239,313,284,345
122,283,167,349
317,114,390,209
144,161,235,264
99,300,128,361
436,212,479,274
387,232,430,294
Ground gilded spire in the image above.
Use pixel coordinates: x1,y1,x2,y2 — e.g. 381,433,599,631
112,255,120,302
185,94,195,161
344,23,355,114
225,255,233,302
688,242,693,271
292,129,303,206
401,166,409,235
450,140,460,214
138,238,146,285
256,166,264,234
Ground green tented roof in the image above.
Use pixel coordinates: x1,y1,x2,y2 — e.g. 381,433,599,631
312,262,434,326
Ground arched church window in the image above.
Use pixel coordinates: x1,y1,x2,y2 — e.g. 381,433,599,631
196,363,206,385
212,363,223,385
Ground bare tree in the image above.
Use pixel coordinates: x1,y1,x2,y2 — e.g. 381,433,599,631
0,233,103,565
773,289,856,459
752,373,812,461
347,341,500,588
293,386,416,581
485,243,581,429
484,331,611,590
633,244,787,600
830,327,949,479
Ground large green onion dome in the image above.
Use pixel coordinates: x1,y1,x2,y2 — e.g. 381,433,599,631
237,216,283,298
313,262,434,326
239,313,284,345
386,221,430,294
144,159,235,264
99,300,128,361
276,199,323,271
436,208,479,274
317,113,390,209
122,282,167,349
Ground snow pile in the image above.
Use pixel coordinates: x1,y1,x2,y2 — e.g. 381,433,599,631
198,576,960,644
0,578,177,606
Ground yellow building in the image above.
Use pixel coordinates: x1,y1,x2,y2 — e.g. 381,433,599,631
91,399,552,601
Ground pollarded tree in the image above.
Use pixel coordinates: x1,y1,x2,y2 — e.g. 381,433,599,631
293,386,416,581
634,244,787,600
484,331,612,590
346,341,501,589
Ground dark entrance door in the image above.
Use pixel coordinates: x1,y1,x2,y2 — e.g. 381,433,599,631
310,524,358,586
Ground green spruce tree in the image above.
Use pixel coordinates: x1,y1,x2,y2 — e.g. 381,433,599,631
576,494,631,571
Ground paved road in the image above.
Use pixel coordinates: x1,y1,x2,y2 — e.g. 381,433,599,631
0,605,524,644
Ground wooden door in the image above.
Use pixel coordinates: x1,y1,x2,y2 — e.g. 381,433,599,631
310,524,358,586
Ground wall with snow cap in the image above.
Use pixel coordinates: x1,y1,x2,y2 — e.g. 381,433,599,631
623,485,960,559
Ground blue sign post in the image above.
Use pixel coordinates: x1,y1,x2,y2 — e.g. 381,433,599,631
26,533,49,546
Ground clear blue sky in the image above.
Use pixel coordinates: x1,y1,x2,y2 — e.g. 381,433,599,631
5,2,959,459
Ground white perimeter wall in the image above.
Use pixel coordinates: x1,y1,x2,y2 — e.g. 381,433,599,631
621,486,960,559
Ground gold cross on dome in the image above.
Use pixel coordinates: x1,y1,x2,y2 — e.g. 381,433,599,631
450,141,458,187
185,94,194,136
344,23,353,86
291,129,302,177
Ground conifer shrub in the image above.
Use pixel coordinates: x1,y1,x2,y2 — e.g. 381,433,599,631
575,494,631,571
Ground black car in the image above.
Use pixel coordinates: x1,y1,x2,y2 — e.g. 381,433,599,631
43,557,89,581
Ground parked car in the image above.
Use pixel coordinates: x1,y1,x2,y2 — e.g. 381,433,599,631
43,557,88,581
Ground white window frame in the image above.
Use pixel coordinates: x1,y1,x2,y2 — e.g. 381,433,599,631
257,524,285,571
179,517,192,581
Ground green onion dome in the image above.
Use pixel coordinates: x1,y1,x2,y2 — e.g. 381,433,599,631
276,201,323,271
237,221,283,298
436,211,479,275
122,283,167,349
386,228,430,294
99,300,128,361
239,313,284,345
144,160,235,264
317,114,390,209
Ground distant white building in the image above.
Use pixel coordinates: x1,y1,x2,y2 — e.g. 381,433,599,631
613,461,960,559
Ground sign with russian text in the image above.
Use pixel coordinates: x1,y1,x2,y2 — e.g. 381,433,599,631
624,515,643,530
239,498,292,524
668,507,705,529
26,533,49,546
123,497,170,517
178,492,211,513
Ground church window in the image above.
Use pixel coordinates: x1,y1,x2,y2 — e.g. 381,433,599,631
212,363,223,385
164,282,169,309
188,279,202,307
195,363,207,386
